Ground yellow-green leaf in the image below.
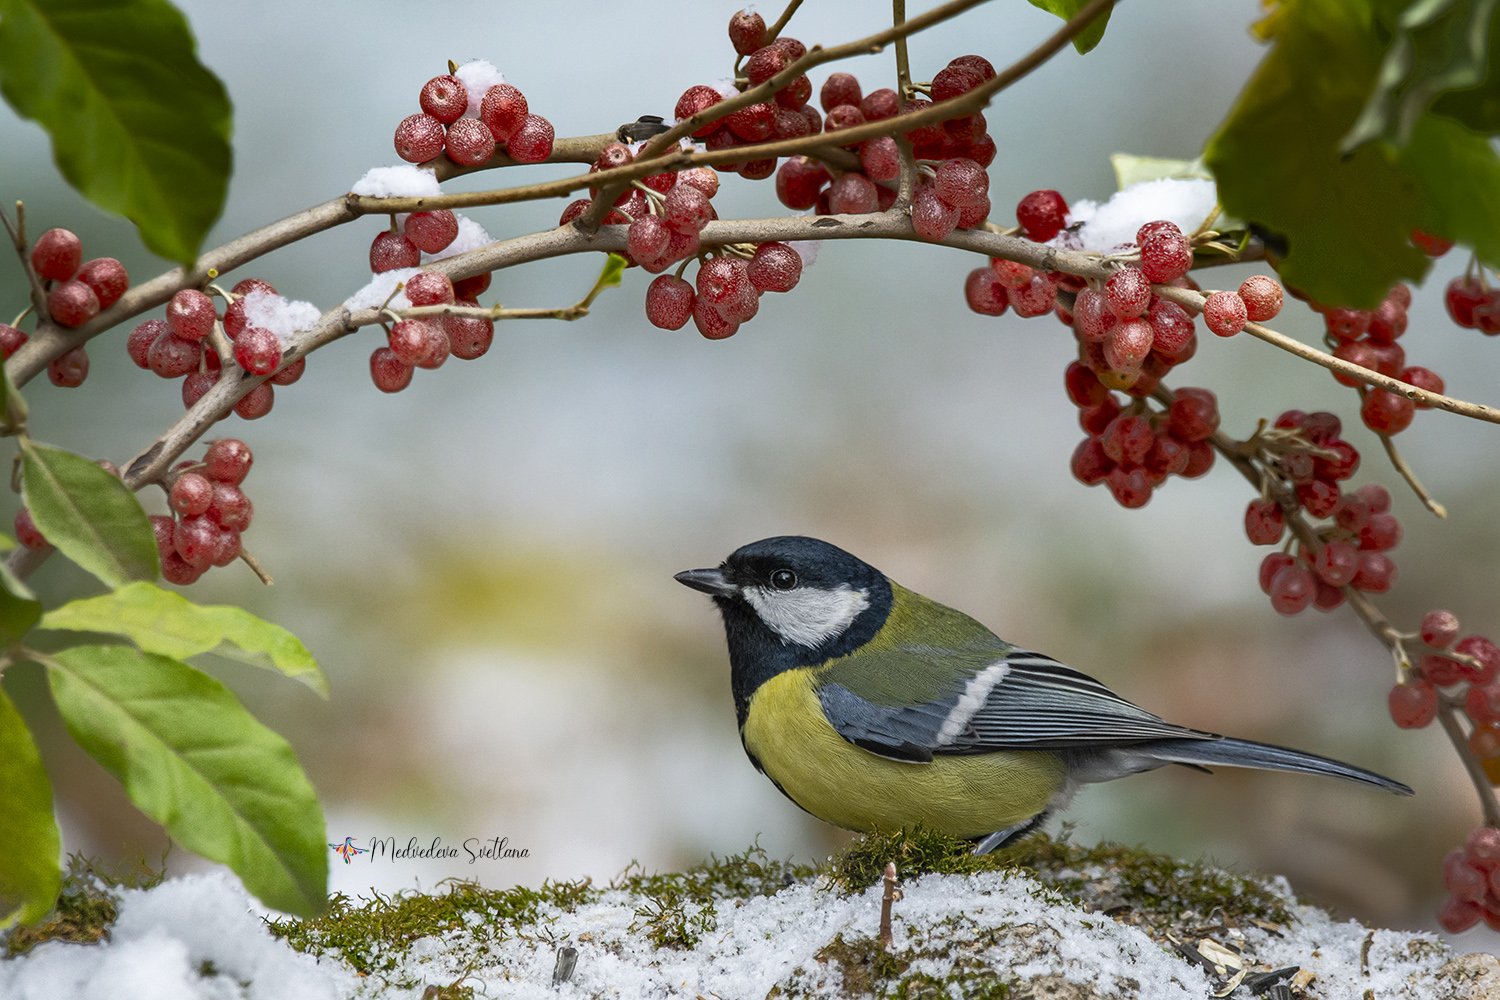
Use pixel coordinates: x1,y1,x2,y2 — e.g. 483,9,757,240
0,684,60,927
41,581,326,697
45,645,327,916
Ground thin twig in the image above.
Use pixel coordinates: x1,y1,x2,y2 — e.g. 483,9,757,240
1152,284,1500,426
764,0,806,44
238,547,274,586
1374,418,1447,518
0,202,49,322
893,0,915,101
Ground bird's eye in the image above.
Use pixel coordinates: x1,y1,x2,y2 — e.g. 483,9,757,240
769,569,797,590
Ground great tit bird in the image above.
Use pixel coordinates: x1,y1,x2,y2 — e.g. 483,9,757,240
676,536,1412,853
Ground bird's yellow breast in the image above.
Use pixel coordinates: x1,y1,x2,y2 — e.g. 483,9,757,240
740,667,1066,839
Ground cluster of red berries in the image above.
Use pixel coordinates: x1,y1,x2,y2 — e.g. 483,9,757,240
1445,273,1500,334
562,145,720,268
394,71,554,168
370,209,487,285
645,242,802,339
126,279,303,420
152,439,255,585
11,227,132,386
1439,826,1500,933
369,271,494,393
1244,412,1397,614
1066,378,1218,507
1315,284,1439,435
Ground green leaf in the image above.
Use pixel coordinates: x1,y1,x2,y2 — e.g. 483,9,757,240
598,253,628,290
1399,113,1500,264
1343,0,1500,151
0,358,27,436
1431,3,1500,130
0,565,41,647
1027,0,1115,53
0,684,61,927
1204,0,1429,306
1109,153,1212,189
0,0,232,264
45,645,327,916
21,442,159,588
41,581,327,697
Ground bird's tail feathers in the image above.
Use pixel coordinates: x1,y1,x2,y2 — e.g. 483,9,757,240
1126,737,1413,796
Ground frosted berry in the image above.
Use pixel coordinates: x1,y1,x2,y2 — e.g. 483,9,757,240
76,258,128,310
388,319,438,366
31,228,82,281
234,326,282,376
1016,190,1068,242
1146,299,1194,357
478,84,528,143
271,356,306,386
394,113,445,163
234,382,274,420
170,472,213,516
663,184,712,235
1103,268,1151,319
828,172,877,214
370,347,412,392
507,115,554,162
46,280,99,328
727,101,778,141
820,72,862,113
403,271,455,307
1010,274,1058,318
1103,319,1152,371
692,298,739,340
934,158,988,209
748,242,802,293
911,188,959,241
370,231,420,273
419,74,468,124
445,117,496,166
148,330,200,378
931,64,984,102
404,210,459,254
201,438,251,485
776,157,830,209
673,86,723,137
728,9,766,54
444,306,494,361
1203,290,1247,337
859,137,901,182
1237,275,1282,321
964,269,1009,316
1139,232,1192,283
1420,609,1460,648
1399,366,1443,408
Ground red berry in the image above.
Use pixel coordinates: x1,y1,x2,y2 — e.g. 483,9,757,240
75,258,128,310
1388,681,1437,728
1259,552,1296,594
1399,366,1443,408
1016,190,1068,242
370,231,420,273
673,86,723,137
169,472,213,517
370,347,413,392
911,188,959,242
1203,290,1247,337
934,158,988,209
31,228,83,281
453,273,491,299
394,113,445,163
696,257,750,309
726,101,777,141
1106,466,1152,508
1139,232,1192,283
1311,539,1358,586
1146,299,1194,357
1166,389,1219,442
404,271,455,307
1296,479,1341,518
14,507,47,550
1010,274,1058,319
1244,499,1285,545
1446,276,1487,328
728,9,766,55
1237,275,1282,322
1269,562,1316,615
233,326,282,376
1411,229,1453,256
1467,682,1500,724
507,115,554,163
147,329,201,378
931,64,984,103
1070,437,1114,486
964,268,1009,316
1455,635,1500,684
404,210,459,254
47,280,99,328
1421,609,1461,649
479,84,528,143
444,117,495,166
645,275,695,331
181,372,217,408
1352,551,1397,593
1360,389,1415,434
444,306,494,361
418,74,468,124
828,172,878,214
820,73,862,113
0,322,26,359
692,297,740,340
1359,511,1402,552
663,184,713,236
748,243,802,293
1103,268,1151,319
860,88,899,121
1103,319,1153,371
234,382,274,420
207,482,253,531
271,356,306,386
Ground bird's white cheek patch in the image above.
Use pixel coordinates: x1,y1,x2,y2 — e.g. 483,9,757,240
743,585,870,648
936,661,1010,745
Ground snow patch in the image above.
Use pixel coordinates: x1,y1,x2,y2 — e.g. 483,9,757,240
789,239,820,268
421,214,493,264
241,290,321,343
344,269,417,312
349,165,441,199
454,60,507,118
1066,178,1218,252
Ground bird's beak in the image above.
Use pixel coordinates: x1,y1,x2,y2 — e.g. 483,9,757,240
674,566,738,597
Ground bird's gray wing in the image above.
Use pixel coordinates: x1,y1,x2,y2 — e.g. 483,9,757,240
816,645,1216,762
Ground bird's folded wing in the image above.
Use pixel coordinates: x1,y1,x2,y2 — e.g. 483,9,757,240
816,645,1216,761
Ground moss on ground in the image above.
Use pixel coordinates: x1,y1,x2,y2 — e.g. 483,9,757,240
3,854,163,958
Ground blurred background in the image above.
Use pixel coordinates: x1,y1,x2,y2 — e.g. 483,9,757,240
2,0,1496,941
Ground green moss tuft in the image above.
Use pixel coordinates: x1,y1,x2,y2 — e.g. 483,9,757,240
265,877,597,979
4,854,163,957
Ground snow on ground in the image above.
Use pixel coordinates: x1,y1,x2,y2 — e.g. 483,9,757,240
2,863,1486,1000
